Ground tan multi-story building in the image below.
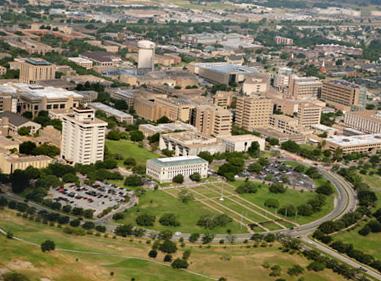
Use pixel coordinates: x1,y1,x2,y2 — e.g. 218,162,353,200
213,91,233,108
155,97,194,123
134,92,194,123
191,105,232,137
269,114,302,135
288,75,322,99
235,95,273,131
297,102,322,128
61,108,107,165
242,75,268,95
344,110,381,134
0,153,52,174
321,80,366,111
8,39,53,55
19,58,56,84
68,57,93,69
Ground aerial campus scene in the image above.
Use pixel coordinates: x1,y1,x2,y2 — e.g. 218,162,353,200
1,0,381,281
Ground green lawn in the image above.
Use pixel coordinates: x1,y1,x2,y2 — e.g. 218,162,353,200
333,221,381,261
229,181,334,225
118,190,244,234
106,140,159,166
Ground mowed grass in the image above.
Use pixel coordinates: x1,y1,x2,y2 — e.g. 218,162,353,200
228,181,334,225
0,209,348,281
118,189,245,234
106,140,159,165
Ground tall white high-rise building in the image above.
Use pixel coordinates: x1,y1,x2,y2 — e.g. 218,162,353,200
61,107,107,165
137,40,155,72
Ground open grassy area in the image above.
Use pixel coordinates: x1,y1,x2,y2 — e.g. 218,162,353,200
0,209,348,281
228,181,334,225
118,189,245,234
106,140,159,166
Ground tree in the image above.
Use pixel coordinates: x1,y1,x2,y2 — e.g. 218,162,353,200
189,233,200,243
264,198,279,209
281,140,300,153
190,172,201,182
124,175,143,187
114,224,134,237
269,183,286,193
41,240,55,252
82,221,95,230
288,265,304,276
316,182,334,195
247,162,262,173
136,214,155,226
307,261,326,272
124,157,136,167
62,173,79,184
159,213,180,227
235,181,261,194
130,130,144,142
171,258,189,269
19,141,37,155
148,133,160,144
248,141,260,158
148,249,158,258
172,174,184,184
17,127,31,136
159,239,177,254
198,151,213,163
10,170,30,193
164,254,172,262
178,190,194,203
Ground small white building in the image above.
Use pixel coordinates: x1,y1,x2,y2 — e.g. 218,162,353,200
218,134,265,152
146,156,208,183
89,102,134,124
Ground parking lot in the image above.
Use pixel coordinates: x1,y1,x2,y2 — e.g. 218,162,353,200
48,181,130,217
243,160,315,190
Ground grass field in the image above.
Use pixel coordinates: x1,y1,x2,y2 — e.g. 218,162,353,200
0,209,348,281
118,189,245,234
106,140,159,166
226,181,334,225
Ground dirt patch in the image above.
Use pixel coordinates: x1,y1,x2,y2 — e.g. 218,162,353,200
7,260,35,271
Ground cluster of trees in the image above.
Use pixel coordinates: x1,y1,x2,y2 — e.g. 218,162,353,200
358,208,381,236
135,213,181,227
0,197,106,233
217,152,246,181
148,236,190,269
235,180,264,194
197,214,232,229
114,224,145,237
280,140,331,162
300,246,370,280
328,239,381,273
19,141,60,158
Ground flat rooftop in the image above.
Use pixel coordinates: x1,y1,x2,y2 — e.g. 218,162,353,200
26,58,52,66
2,83,83,101
89,102,133,119
327,134,381,146
196,63,258,75
149,156,207,167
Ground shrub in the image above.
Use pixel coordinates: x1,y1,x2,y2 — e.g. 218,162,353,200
171,258,189,269
269,183,286,193
172,174,184,184
264,198,279,209
159,213,180,227
41,240,55,252
136,214,155,227
148,249,158,258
